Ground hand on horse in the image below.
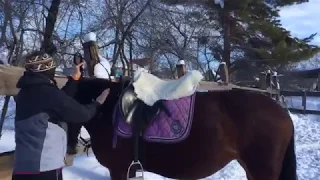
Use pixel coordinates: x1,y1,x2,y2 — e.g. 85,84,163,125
72,62,84,80
96,88,110,105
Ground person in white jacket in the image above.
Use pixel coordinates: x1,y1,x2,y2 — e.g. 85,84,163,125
94,55,111,79
67,54,112,156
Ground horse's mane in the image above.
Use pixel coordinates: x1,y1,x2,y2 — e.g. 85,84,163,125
75,77,132,130
76,77,131,104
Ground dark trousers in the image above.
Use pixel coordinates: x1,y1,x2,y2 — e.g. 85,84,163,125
12,169,63,180
67,122,82,148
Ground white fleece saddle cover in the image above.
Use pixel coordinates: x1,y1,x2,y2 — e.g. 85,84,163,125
133,70,203,106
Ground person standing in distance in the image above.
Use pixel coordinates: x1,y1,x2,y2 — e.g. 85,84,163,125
67,52,87,155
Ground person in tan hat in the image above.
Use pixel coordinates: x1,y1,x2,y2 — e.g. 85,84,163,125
12,51,110,180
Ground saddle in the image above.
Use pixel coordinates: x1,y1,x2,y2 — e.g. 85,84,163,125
117,71,201,179
120,85,170,129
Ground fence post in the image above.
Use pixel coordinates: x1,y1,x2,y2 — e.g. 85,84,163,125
259,72,267,89
218,62,229,84
272,71,280,102
302,90,307,113
265,70,272,98
176,60,187,78
265,70,271,89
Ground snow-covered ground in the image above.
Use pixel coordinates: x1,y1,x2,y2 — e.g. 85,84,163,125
1,96,320,179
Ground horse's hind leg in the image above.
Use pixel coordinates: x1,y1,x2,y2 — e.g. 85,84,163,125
238,157,282,180
237,142,287,180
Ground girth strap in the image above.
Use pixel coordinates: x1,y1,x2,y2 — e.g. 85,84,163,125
132,103,141,162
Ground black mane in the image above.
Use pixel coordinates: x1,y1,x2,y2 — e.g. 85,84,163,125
75,77,131,120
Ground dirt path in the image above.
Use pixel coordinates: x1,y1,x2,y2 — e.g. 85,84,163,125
0,141,92,180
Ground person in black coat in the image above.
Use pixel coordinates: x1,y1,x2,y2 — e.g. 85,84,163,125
66,52,87,155
12,51,110,180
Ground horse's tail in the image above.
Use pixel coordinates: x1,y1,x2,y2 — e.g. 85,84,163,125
278,125,297,180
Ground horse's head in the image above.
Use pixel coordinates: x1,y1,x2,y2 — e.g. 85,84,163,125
74,77,131,127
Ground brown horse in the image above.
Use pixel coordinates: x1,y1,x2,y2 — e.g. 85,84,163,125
73,78,297,180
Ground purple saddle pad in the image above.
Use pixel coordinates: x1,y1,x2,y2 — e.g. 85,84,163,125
113,93,196,144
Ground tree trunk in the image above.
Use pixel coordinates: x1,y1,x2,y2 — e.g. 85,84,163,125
0,96,11,138
222,10,231,70
41,0,61,54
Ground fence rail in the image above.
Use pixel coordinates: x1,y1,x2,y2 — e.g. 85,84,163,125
280,90,320,97
280,90,320,115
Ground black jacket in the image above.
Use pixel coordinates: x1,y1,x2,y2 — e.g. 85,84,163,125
13,71,100,173
15,71,100,123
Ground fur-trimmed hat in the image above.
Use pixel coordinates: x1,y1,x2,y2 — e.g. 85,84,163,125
25,51,56,72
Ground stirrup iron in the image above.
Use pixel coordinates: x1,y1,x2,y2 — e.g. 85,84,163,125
126,160,144,180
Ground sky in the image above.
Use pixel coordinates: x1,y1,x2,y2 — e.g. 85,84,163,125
279,0,320,45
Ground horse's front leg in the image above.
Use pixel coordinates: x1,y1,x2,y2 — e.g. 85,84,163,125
67,122,83,154
109,169,127,180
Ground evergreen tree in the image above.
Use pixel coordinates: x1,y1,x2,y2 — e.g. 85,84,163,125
223,0,318,66
162,0,319,80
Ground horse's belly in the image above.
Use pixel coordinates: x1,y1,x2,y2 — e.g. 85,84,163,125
143,136,227,179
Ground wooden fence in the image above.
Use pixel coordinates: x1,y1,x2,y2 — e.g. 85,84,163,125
280,90,320,115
